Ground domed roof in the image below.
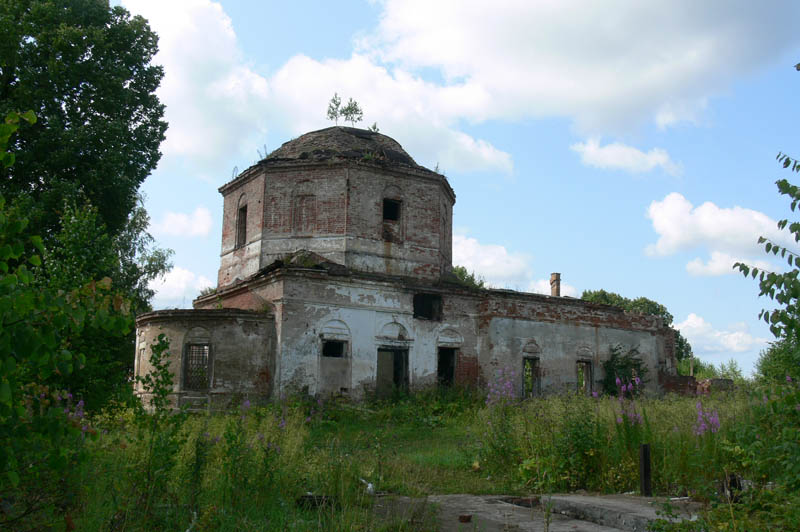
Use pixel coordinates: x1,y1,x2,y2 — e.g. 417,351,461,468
263,126,424,169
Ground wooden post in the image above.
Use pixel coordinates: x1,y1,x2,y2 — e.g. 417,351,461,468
639,443,652,496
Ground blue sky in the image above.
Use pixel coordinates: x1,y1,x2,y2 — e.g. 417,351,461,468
120,0,800,374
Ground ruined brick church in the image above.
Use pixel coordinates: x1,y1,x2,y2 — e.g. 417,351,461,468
135,127,677,408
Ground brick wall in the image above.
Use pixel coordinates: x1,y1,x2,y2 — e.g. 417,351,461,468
455,353,481,387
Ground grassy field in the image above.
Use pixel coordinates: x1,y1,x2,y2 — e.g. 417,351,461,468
6,383,800,531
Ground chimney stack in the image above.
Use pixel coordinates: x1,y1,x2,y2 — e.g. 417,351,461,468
550,272,561,297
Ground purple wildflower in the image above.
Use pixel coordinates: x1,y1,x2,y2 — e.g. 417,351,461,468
634,376,640,386
616,416,623,424
591,391,598,398
242,399,251,411
279,417,286,430
615,377,621,387
694,400,720,436
787,375,793,383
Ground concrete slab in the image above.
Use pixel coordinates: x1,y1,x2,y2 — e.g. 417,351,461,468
374,493,700,532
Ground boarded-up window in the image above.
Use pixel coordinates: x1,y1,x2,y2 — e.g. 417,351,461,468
184,343,210,391
236,205,247,248
294,195,316,234
413,293,443,321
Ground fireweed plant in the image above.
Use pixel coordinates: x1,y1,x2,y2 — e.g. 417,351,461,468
479,367,522,470
475,368,739,497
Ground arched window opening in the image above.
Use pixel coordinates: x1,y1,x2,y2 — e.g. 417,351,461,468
236,202,247,249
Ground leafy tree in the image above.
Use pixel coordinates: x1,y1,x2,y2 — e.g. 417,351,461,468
341,97,363,126
39,200,171,407
1,2,171,408
326,92,341,125
0,110,132,526
452,265,485,289
735,156,800,340
0,0,167,237
756,335,800,383
581,289,693,361
733,154,800,383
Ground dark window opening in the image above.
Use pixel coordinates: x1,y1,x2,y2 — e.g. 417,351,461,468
523,357,540,398
322,340,346,358
236,205,247,248
438,348,456,386
383,198,401,221
413,293,443,321
576,360,592,395
184,343,210,391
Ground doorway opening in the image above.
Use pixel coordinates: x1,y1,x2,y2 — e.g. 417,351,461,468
376,348,409,398
437,348,456,386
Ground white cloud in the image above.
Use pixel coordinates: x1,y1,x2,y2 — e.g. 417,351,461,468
123,0,270,166
121,1,512,176
149,267,214,309
685,251,772,277
368,0,800,133
122,1,800,180
151,207,212,237
266,54,513,174
453,233,531,288
646,193,789,275
571,139,681,176
529,278,578,298
676,313,767,354
452,233,576,296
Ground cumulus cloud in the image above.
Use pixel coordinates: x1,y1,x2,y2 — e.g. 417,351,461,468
452,233,575,295
123,0,269,166
528,278,578,298
123,1,800,179
369,0,800,133
686,251,772,277
151,207,212,237
571,139,681,176
646,193,789,275
676,313,767,354
121,1,512,175
453,233,531,288
149,267,214,309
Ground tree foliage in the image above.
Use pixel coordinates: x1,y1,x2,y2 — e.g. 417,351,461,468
0,0,167,237
38,200,171,407
341,97,363,126
756,337,800,383
0,111,132,523
600,344,648,396
581,289,693,361
0,2,171,409
452,265,485,289
734,154,800,341
326,92,341,125
326,93,364,127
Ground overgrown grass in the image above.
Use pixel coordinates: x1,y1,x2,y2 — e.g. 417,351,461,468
8,381,800,530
